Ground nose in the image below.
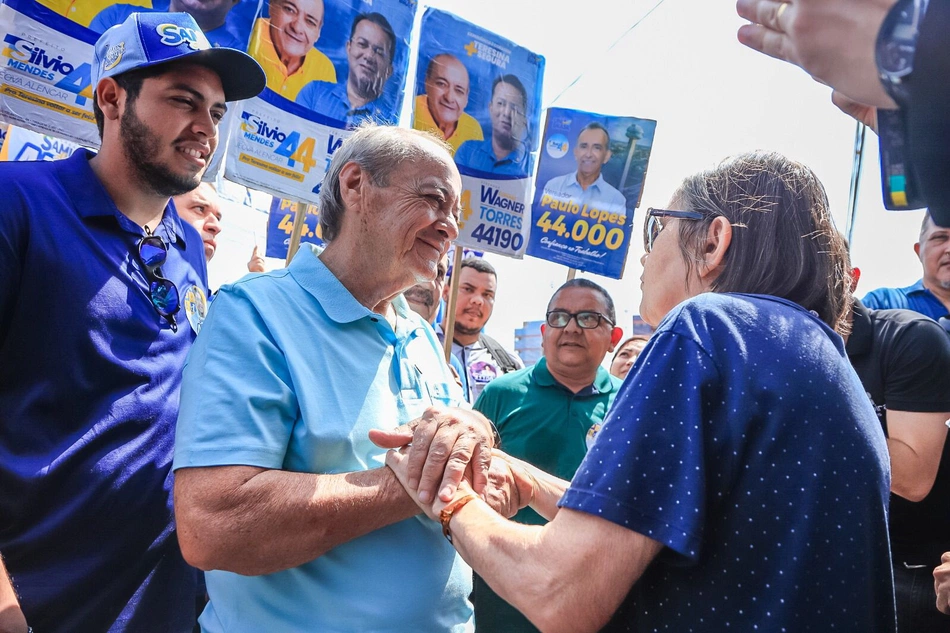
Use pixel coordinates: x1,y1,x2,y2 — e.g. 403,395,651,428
193,107,218,142
440,213,459,241
205,214,221,236
640,252,647,266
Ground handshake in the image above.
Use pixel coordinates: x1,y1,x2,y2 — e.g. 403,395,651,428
369,405,564,530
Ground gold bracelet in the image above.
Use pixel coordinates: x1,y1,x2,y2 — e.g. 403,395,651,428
440,493,478,544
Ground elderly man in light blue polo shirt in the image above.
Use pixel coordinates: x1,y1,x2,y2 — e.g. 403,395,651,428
173,125,507,632
541,122,627,217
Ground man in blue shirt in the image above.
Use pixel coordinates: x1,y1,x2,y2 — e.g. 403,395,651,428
863,212,950,320
0,13,264,632
455,75,532,177
90,0,249,49
541,122,627,218
296,13,398,127
173,125,506,632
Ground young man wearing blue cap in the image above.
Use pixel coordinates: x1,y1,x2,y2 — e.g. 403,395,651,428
0,12,263,633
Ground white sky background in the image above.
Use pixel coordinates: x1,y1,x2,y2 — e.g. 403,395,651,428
209,0,927,351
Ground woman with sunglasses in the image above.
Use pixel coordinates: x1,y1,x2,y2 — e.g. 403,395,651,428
383,151,896,631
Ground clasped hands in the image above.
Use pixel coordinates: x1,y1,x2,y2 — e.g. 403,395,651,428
369,405,536,520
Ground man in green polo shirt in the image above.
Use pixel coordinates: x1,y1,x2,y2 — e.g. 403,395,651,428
471,278,624,632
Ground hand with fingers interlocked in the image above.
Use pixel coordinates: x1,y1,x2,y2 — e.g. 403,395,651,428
735,0,899,109
368,405,496,504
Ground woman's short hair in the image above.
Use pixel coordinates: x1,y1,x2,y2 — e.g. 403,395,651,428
672,151,851,333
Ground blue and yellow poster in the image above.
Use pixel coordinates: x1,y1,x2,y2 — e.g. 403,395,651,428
0,0,262,147
0,0,100,145
226,0,417,203
526,107,656,279
265,196,322,259
412,8,544,259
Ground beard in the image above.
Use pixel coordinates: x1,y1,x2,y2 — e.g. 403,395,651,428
120,99,203,198
404,286,434,308
454,321,482,336
352,71,385,102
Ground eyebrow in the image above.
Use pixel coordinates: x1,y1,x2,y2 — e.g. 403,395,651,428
169,83,228,114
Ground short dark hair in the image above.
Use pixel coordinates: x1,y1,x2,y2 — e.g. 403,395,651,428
350,12,396,61
92,63,178,139
547,278,616,324
458,257,496,278
491,74,527,109
671,151,852,334
578,122,609,145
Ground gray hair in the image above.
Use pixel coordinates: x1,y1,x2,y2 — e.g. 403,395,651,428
318,125,451,242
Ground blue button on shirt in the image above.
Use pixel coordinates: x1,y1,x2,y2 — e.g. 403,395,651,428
296,80,398,128
455,134,531,177
175,243,473,632
0,149,207,632
863,279,949,320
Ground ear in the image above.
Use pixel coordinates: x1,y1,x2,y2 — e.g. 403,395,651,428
697,216,732,285
914,242,922,260
96,77,123,126
540,323,546,335
602,150,612,165
337,162,365,216
609,327,623,349
850,267,861,293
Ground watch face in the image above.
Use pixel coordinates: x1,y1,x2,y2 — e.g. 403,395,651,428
878,0,925,78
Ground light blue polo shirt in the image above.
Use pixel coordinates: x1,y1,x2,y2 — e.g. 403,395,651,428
174,243,473,632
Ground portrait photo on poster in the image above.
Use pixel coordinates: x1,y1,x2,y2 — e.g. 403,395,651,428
527,107,657,279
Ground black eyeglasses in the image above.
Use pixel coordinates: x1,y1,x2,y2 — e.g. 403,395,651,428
137,233,180,332
644,208,706,253
546,310,614,329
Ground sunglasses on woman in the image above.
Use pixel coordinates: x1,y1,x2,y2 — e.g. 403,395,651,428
644,208,706,253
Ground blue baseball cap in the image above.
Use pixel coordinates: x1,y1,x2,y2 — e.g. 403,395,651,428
93,12,265,102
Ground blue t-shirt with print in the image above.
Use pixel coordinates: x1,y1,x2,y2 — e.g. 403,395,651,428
560,293,896,632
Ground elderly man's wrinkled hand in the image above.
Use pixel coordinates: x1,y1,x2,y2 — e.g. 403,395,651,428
369,405,495,503
935,551,950,615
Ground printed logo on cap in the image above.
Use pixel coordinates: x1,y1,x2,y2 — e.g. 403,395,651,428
103,42,125,71
156,23,206,51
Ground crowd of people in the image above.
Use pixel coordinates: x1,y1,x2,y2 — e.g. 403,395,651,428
2,2,950,632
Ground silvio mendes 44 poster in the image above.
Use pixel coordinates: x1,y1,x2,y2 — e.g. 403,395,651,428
0,0,262,147
412,8,544,259
526,107,656,279
226,0,417,204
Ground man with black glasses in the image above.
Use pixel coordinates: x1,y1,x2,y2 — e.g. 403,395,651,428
469,278,624,633
0,12,263,632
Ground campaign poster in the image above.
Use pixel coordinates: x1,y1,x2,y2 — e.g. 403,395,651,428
411,8,544,259
0,123,80,160
0,0,261,154
226,0,417,203
0,0,99,146
265,196,322,259
79,0,260,48
526,107,657,279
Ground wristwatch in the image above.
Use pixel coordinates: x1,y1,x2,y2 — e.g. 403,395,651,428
876,0,930,107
